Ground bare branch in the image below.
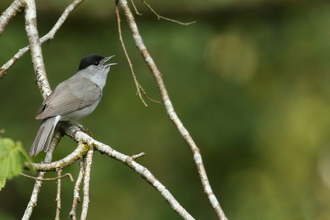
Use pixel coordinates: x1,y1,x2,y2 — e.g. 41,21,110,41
0,0,26,36
116,5,160,106
116,5,147,106
81,149,94,220
117,1,227,219
129,0,142,15
24,142,91,172
20,172,74,181
141,0,195,25
22,171,46,220
21,0,52,217
69,159,84,220
22,130,58,220
0,0,84,81
55,169,62,220
131,152,145,160
25,124,195,220
24,0,50,99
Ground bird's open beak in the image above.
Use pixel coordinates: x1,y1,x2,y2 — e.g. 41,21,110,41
103,55,117,67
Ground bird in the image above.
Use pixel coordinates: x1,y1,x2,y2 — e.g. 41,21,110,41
29,54,116,156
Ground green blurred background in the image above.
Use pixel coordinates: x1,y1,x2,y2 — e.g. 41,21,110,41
1,0,330,219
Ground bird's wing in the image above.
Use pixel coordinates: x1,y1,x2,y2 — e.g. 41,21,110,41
36,76,101,119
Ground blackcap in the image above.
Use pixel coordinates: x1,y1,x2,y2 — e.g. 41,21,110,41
29,54,116,156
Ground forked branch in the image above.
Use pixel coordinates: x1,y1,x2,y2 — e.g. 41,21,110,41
141,0,195,25
0,0,85,81
117,1,227,219
26,123,195,220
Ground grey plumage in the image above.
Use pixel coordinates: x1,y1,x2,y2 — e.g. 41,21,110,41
30,54,116,156
30,116,60,156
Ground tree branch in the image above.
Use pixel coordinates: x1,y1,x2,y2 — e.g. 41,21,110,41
0,0,84,81
117,1,227,219
55,168,62,220
22,126,60,219
81,149,93,220
69,159,84,220
21,172,73,181
21,1,53,218
24,0,50,98
141,0,195,25
0,0,26,36
25,123,195,220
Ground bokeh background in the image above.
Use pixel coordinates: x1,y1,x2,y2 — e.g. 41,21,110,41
1,0,330,219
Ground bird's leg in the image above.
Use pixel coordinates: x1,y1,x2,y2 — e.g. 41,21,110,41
69,120,93,136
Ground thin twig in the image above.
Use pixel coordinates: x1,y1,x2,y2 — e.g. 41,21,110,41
141,0,195,25
138,83,161,104
131,152,145,160
116,6,160,106
0,0,85,81
129,0,142,15
55,168,62,220
81,149,94,220
117,1,227,219
115,5,148,107
21,172,74,181
69,159,84,220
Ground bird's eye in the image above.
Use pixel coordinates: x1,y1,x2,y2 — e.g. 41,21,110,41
93,61,99,66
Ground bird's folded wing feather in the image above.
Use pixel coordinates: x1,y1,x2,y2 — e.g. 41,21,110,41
36,76,101,119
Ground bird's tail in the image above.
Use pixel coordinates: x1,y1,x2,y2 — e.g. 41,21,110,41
29,116,61,156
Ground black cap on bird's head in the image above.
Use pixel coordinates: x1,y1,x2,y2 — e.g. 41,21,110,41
78,54,105,71
77,54,116,71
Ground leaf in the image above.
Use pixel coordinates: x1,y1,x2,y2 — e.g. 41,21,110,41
0,137,31,181
0,178,5,191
